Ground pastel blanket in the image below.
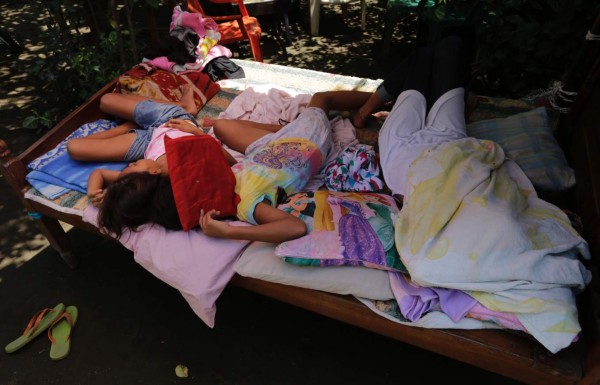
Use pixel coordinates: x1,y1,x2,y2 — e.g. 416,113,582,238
396,137,591,353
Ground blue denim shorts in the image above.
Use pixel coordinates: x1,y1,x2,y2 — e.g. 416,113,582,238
124,100,197,161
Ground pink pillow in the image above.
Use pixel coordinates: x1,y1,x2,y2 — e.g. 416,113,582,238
83,205,250,327
165,135,240,231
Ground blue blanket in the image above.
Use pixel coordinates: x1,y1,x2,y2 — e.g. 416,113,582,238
26,119,128,199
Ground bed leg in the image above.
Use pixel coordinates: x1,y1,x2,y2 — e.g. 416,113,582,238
35,214,78,269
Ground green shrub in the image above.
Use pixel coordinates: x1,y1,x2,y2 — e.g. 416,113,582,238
473,0,599,97
24,0,152,131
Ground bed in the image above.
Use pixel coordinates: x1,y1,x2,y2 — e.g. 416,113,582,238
1,58,599,385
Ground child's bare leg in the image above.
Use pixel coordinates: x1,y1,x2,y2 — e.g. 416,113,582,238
100,93,146,121
67,132,136,162
179,84,198,115
213,119,283,154
100,86,197,121
232,119,284,133
82,121,137,140
67,121,136,160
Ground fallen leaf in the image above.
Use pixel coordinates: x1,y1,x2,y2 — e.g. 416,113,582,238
175,364,189,378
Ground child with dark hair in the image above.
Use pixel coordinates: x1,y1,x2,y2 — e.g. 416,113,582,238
98,173,181,239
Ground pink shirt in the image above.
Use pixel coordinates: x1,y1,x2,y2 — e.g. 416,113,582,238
144,124,194,161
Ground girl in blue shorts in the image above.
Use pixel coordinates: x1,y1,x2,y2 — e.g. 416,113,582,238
96,90,374,243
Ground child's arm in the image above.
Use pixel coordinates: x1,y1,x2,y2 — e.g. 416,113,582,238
199,203,307,243
165,118,205,136
87,168,121,207
308,91,372,115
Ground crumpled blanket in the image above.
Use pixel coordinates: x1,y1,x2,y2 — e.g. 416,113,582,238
26,119,127,199
389,272,477,323
218,85,311,123
395,137,591,353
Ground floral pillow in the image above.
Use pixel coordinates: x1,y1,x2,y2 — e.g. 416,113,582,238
275,191,406,272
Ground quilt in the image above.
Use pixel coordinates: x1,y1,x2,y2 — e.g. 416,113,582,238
394,137,591,353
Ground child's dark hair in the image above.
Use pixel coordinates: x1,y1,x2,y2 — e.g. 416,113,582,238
98,172,182,239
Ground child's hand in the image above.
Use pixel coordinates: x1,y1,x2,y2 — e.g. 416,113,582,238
199,209,230,238
88,188,106,208
166,119,205,136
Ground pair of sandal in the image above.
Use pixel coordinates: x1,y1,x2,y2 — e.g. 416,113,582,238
5,303,78,361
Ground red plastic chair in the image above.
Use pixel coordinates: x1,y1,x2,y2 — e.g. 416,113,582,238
187,0,263,62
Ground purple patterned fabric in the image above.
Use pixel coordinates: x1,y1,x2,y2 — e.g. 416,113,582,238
339,214,386,266
390,272,477,323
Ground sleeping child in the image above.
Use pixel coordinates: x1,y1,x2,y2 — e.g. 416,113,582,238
67,86,235,207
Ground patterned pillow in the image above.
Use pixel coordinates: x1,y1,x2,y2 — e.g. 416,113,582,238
275,191,406,272
466,107,575,192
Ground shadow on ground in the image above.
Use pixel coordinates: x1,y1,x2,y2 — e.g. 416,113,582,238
0,227,521,384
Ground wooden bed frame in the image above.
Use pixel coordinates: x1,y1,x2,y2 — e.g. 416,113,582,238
2,58,599,385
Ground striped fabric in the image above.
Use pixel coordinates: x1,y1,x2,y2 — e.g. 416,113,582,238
467,107,574,192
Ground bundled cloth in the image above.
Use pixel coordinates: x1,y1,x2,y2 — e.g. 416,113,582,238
115,63,220,112
324,144,383,192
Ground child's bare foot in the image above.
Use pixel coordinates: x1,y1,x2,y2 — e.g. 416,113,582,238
0,139,11,158
180,85,198,115
198,117,216,128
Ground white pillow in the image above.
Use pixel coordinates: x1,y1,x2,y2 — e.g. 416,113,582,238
235,241,394,300
83,206,251,328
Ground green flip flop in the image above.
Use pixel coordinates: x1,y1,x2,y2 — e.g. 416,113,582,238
5,303,66,353
48,305,78,361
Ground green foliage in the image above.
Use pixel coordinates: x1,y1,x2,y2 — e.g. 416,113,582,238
23,0,157,131
472,0,599,97
69,32,127,100
22,108,61,133
30,30,126,104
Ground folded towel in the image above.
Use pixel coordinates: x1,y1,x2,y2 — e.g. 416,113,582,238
26,119,127,199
